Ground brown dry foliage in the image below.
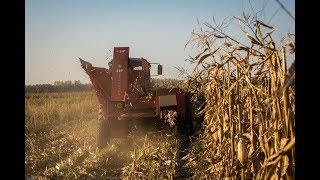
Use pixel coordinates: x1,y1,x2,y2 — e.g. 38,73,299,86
184,14,295,180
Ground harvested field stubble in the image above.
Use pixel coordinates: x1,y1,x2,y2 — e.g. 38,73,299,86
25,92,184,179
121,128,180,179
184,14,295,179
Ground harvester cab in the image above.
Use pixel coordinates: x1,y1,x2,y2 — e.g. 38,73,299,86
79,47,189,148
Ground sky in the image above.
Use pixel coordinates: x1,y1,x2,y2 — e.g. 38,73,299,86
25,0,295,85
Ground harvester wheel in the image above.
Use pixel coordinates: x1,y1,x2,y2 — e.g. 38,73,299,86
97,120,110,149
97,110,110,149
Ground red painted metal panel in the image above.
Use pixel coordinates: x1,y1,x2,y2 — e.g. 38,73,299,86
107,116,129,137
141,58,151,88
107,101,124,116
156,88,186,123
79,58,112,119
111,47,129,101
175,90,186,123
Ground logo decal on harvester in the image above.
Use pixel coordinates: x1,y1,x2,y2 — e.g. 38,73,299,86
116,49,126,53
116,64,123,96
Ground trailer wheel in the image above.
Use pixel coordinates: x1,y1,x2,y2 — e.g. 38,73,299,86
97,110,110,149
97,120,110,149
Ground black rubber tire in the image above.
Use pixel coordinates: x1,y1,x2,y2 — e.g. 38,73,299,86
97,119,110,149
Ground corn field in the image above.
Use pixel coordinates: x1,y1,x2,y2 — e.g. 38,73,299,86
184,13,295,179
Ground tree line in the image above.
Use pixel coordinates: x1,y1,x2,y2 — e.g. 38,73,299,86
25,79,183,93
25,80,92,93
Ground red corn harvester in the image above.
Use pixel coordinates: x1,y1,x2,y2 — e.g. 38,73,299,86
79,47,191,148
